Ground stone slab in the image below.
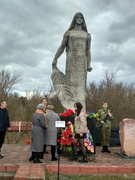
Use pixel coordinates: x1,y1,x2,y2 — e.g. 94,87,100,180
119,118,135,156
14,164,45,180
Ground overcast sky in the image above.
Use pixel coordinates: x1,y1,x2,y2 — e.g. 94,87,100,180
0,0,135,96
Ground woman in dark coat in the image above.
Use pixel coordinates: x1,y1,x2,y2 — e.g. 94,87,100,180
44,105,60,161
30,104,47,163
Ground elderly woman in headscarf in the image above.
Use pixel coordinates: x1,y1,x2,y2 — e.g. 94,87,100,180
29,104,47,163
44,105,61,161
52,12,92,109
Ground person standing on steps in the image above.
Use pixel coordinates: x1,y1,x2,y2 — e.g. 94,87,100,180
97,102,113,153
44,105,60,161
0,100,11,159
69,102,88,163
40,98,49,158
30,104,47,163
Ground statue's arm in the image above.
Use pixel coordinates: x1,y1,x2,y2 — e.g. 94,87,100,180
52,31,69,70
86,33,92,72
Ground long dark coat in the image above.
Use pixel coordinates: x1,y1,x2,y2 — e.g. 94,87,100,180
0,108,10,132
30,113,47,152
44,110,60,146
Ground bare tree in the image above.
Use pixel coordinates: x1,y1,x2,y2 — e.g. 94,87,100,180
0,68,22,97
86,70,135,127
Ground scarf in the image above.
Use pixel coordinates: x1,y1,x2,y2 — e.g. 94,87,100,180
36,109,48,126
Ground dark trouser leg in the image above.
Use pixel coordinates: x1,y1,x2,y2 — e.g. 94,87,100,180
0,131,6,158
73,138,78,154
78,138,88,163
39,145,48,159
0,131,6,149
44,145,48,154
69,138,78,161
39,152,44,159
51,145,57,161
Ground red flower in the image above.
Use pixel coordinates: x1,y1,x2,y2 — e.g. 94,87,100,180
58,121,74,150
62,127,72,137
60,109,74,117
67,121,72,126
25,138,31,144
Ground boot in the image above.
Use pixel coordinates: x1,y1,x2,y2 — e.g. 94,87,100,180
69,153,78,161
29,152,35,161
105,146,111,153
79,156,88,163
51,157,58,161
33,152,43,163
101,146,106,153
39,152,44,159
0,154,4,159
51,145,58,161
0,149,4,159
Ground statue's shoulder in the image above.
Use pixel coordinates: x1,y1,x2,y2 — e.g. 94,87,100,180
63,30,70,37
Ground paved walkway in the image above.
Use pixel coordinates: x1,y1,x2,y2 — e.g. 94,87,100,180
0,144,135,179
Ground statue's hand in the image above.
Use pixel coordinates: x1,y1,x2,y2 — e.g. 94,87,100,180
52,59,57,70
87,67,92,72
52,63,59,72
52,61,56,68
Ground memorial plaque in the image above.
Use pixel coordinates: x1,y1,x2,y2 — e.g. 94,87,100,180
124,123,135,140
119,118,135,156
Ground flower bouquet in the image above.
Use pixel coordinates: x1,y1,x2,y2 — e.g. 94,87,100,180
84,129,94,153
60,109,74,117
88,110,98,119
58,121,74,156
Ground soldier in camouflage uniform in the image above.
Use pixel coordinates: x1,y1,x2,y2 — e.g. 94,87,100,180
97,102,113,153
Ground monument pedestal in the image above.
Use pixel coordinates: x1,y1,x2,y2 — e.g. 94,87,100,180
119,118,135,157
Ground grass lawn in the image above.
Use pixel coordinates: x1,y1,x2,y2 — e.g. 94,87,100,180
46,173,135,180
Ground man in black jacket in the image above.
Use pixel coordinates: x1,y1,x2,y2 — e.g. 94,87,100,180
0,100,11,159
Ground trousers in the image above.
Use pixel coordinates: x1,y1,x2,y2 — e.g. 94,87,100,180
0,131,6,149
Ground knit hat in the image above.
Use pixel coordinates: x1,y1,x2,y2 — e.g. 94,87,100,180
46,105,54,110
37,104,45,110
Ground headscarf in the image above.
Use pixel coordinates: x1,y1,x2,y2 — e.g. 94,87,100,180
68,12,88,32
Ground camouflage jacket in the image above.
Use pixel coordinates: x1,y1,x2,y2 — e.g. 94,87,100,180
97,108,113,128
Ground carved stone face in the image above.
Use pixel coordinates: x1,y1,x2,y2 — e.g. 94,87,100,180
75,14,83,25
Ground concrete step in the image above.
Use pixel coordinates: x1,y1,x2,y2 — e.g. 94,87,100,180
45,164,135,174
0,172,15,179
14,164,45,180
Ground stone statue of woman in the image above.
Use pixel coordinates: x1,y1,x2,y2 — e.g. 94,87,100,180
52,12,92,110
